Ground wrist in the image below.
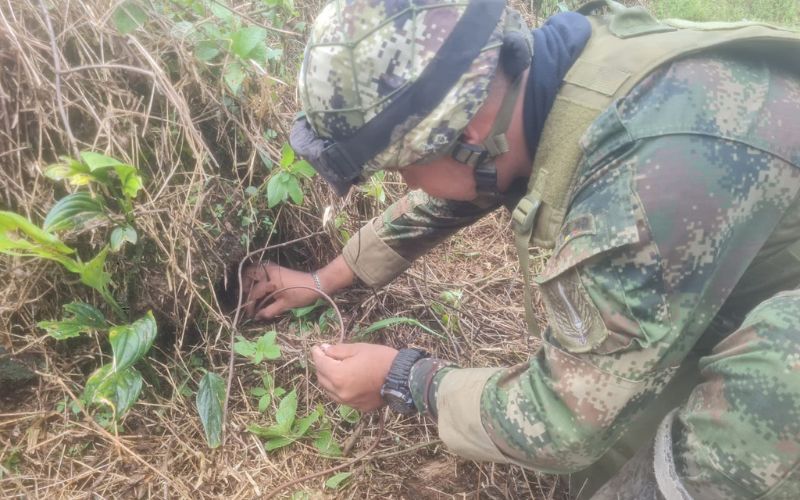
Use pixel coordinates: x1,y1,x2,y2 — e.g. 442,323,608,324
316,255,355,295
409,358,456,419
381,348,429,415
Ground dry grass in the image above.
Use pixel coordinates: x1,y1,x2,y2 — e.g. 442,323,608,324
0,0,568,498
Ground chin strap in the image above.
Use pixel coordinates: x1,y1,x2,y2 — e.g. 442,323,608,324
450,71,525,195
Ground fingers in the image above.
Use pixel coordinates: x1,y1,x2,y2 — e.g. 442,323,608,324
244,279,277,317
254,297,288,320
311,345,341,374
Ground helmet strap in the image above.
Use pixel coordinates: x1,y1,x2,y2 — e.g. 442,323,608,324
450,70,525,195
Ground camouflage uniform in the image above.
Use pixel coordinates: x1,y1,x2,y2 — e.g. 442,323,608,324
343,52,800,497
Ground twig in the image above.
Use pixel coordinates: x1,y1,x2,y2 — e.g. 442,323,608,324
36,0,79,159
222,231,326,437
58,63,155,78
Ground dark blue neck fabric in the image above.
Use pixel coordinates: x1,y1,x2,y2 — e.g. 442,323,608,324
523,12,592,159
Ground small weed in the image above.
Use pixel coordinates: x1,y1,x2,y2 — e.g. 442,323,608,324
360,170,387,205
248,390,343,456
1,448,22,477
234,331,282,363
431,289,464,332
250,372,286,412
266,143,316,208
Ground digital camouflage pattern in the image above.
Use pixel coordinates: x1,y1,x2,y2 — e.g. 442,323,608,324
675,289,800,498
393,52,800,496
298,0,510,175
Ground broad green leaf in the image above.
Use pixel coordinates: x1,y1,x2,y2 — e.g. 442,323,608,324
109,226,138,252
337,405,360,424
274,387,286,398
280,143,295,168
250,387,268,397
233,335,257,358
197,371,226,448
325,472,352,489
266,173,288,208
285,176,303,205
291,300,323,318
113,165,143,199
255,331,281,362
43,192,105,233
292,407,320,437
0,211,74,255
38,302,107,340
83,364,143,418
78,247,112,294
247,423,289,439
267,172,288,208
358,317,443,339
112,1,147,34
275,389,297,430
195,40,220,61
258,394,270,412
289,160,316,179
44,164,76,181
208,1,234,22
313,429,342,457
230,27,266,59
264,436,294,451
224,61,246,95
80,151,123,171
109,311,157,371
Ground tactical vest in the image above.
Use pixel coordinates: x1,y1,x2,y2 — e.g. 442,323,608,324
511,0,800,339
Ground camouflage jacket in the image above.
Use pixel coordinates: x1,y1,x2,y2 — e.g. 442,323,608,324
342,51,800,472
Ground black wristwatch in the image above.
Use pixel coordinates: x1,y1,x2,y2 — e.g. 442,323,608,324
380,348,429,415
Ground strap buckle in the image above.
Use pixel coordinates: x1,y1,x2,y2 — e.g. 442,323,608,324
451,142,489,167
512,194,541,235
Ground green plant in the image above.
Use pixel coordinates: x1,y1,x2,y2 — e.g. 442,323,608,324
248,391,342,456
325,471,353,490
0,151,145,318
266,143,316,208
360,170,387,205
0,448,22,478
250,372,286,412
197,371,226,448
0,150,155,423
42,310,157,422
291,300,336,334
337,404,360,424
431,289,464,332
153,0,295,95
234,331,282,363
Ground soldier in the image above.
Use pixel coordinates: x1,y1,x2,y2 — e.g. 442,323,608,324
242,0,800,497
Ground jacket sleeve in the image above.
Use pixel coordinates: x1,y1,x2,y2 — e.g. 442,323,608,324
342,189,500,287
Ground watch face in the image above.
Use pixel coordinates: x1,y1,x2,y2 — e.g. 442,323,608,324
381,386,415,415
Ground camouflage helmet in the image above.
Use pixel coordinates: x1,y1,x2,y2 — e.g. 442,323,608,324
290,0,532,195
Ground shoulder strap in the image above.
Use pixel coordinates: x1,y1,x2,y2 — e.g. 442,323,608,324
511,3,800,340
522,10,800,249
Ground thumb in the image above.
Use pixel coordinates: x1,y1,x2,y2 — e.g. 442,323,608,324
323,343,361,360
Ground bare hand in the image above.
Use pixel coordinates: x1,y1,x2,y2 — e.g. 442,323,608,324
242,262,320,319
311,343,398,412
